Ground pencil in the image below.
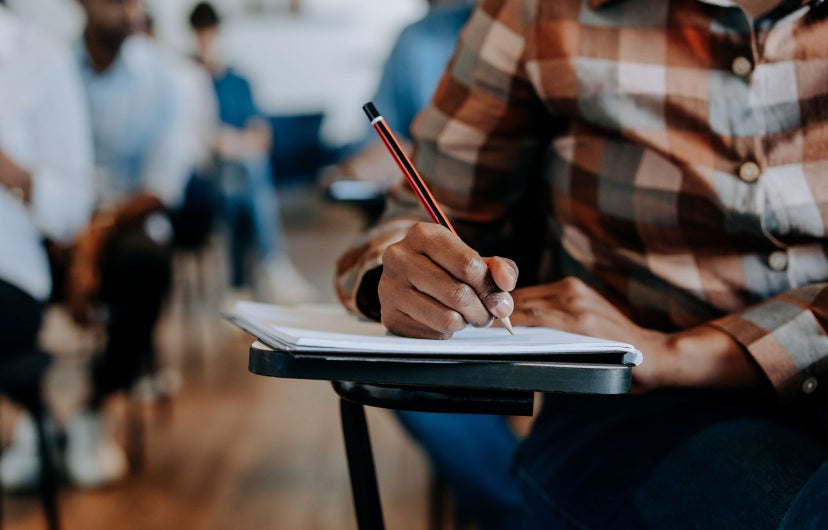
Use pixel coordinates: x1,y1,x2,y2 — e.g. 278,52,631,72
362,101,515,335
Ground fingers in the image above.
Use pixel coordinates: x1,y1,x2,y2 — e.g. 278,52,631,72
482,257,517,319
484,257,518,292
380,283,467,339
509,304,572,329
402,253,493,327
378,223,519,338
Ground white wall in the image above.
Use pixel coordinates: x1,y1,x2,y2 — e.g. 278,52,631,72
8,0,425,145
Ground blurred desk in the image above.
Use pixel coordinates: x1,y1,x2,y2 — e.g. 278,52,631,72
248,341,633,530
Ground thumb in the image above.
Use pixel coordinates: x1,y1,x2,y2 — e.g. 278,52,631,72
481,257,518,318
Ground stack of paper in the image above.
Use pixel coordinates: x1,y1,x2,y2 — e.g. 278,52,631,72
226,302,643,366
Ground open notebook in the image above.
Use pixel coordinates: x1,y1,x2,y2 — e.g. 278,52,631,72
227,302,643,366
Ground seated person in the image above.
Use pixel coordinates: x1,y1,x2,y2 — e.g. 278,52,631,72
330,0,477,187
0,5,94,489
53,0,194,488
336,0,828,528
190,1,317,305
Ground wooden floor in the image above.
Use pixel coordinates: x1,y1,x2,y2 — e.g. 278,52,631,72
1,189,433,530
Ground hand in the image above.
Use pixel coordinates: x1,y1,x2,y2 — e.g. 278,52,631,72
0,149,31,202
510,277,766,393
379,222,518,339
66,226,108,326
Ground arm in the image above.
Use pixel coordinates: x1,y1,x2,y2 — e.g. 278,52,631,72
18,46,95,244
336,0,549,335
509,277,828,401
213,75,271,161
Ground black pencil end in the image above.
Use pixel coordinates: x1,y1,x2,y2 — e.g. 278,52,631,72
363,101,381,121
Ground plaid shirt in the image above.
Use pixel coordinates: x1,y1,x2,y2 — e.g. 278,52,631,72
336,0,828,404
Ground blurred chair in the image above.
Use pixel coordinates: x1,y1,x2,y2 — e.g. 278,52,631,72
269,113,335,187
323,179,387,227
171,172,221,371
0,353,60,530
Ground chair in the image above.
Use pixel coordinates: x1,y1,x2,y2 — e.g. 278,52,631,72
269,113,336,187
0,352,61,530
248,342,632,530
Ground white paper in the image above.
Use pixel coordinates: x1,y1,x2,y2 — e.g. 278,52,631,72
229,302,642,365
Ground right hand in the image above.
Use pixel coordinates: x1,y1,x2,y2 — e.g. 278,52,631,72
379,222,518,339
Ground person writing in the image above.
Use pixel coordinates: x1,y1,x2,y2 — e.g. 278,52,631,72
337,0,828,527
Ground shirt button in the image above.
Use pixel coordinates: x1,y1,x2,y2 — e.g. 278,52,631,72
768,250,788,271
802,377,818,395
732,56,753,77
738,161,761,183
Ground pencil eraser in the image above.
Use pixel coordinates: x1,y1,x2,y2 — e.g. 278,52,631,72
363,102,381,121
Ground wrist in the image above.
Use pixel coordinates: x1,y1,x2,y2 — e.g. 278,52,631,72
665,326,767,390
2,176,32,204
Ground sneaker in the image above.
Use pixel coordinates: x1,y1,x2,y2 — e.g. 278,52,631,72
0,413,40,491
132,368,183,404
258,258,319,305
65,410,128,488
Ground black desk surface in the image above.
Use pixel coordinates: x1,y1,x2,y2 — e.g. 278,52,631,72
248,341,633,395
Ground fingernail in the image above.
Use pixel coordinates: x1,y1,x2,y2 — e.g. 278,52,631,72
492,297,513,318
505,266,517,285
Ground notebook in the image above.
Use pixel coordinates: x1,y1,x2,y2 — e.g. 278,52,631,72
226,302,643,366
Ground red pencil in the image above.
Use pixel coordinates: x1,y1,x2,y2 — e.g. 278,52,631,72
362,101,514,335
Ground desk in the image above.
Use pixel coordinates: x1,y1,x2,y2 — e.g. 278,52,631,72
248,341,633,530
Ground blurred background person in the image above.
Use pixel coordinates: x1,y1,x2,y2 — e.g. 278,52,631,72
137,4,220,257
56,0,195,488
0,4,94,490
326,0,476,188
189,1,317,306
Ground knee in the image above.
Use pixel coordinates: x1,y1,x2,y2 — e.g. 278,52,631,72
636,418,828,529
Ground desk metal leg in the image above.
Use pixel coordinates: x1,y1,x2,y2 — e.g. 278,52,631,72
339,398,385,530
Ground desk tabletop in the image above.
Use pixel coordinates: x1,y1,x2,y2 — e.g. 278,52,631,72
248,341,632,395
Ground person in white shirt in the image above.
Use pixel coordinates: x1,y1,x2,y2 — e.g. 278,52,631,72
0,5,95,490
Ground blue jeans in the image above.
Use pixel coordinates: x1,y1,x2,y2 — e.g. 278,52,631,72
395,411,541,530
218,158,287,287
514,391,828,529
780,459,828,529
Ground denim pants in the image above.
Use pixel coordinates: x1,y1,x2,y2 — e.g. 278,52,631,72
218,158,286,287
394,411,540,530
514,390,828,530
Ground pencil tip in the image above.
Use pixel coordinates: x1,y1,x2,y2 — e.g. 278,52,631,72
500,316,515,335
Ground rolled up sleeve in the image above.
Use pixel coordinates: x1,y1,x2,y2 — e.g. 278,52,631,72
711,283,828,404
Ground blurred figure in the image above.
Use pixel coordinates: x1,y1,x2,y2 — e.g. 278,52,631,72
137,6,219,253
58,0,193,488
131,4,218,400
0,5,94,490
330,0,476,186
189,1,317,305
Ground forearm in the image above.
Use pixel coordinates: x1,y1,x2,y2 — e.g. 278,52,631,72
664,325,770,391
102,193,165,229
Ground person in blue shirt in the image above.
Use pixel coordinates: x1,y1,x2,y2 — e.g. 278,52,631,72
189,1,317,305
332,0,478,186
62,0,198,489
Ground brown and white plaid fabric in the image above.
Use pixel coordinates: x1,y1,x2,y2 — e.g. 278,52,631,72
336,0,828,403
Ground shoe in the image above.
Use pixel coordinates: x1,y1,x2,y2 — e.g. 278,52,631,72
65,410,128,488
0,413,40,491
132,368,183,403
258,258,319,305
